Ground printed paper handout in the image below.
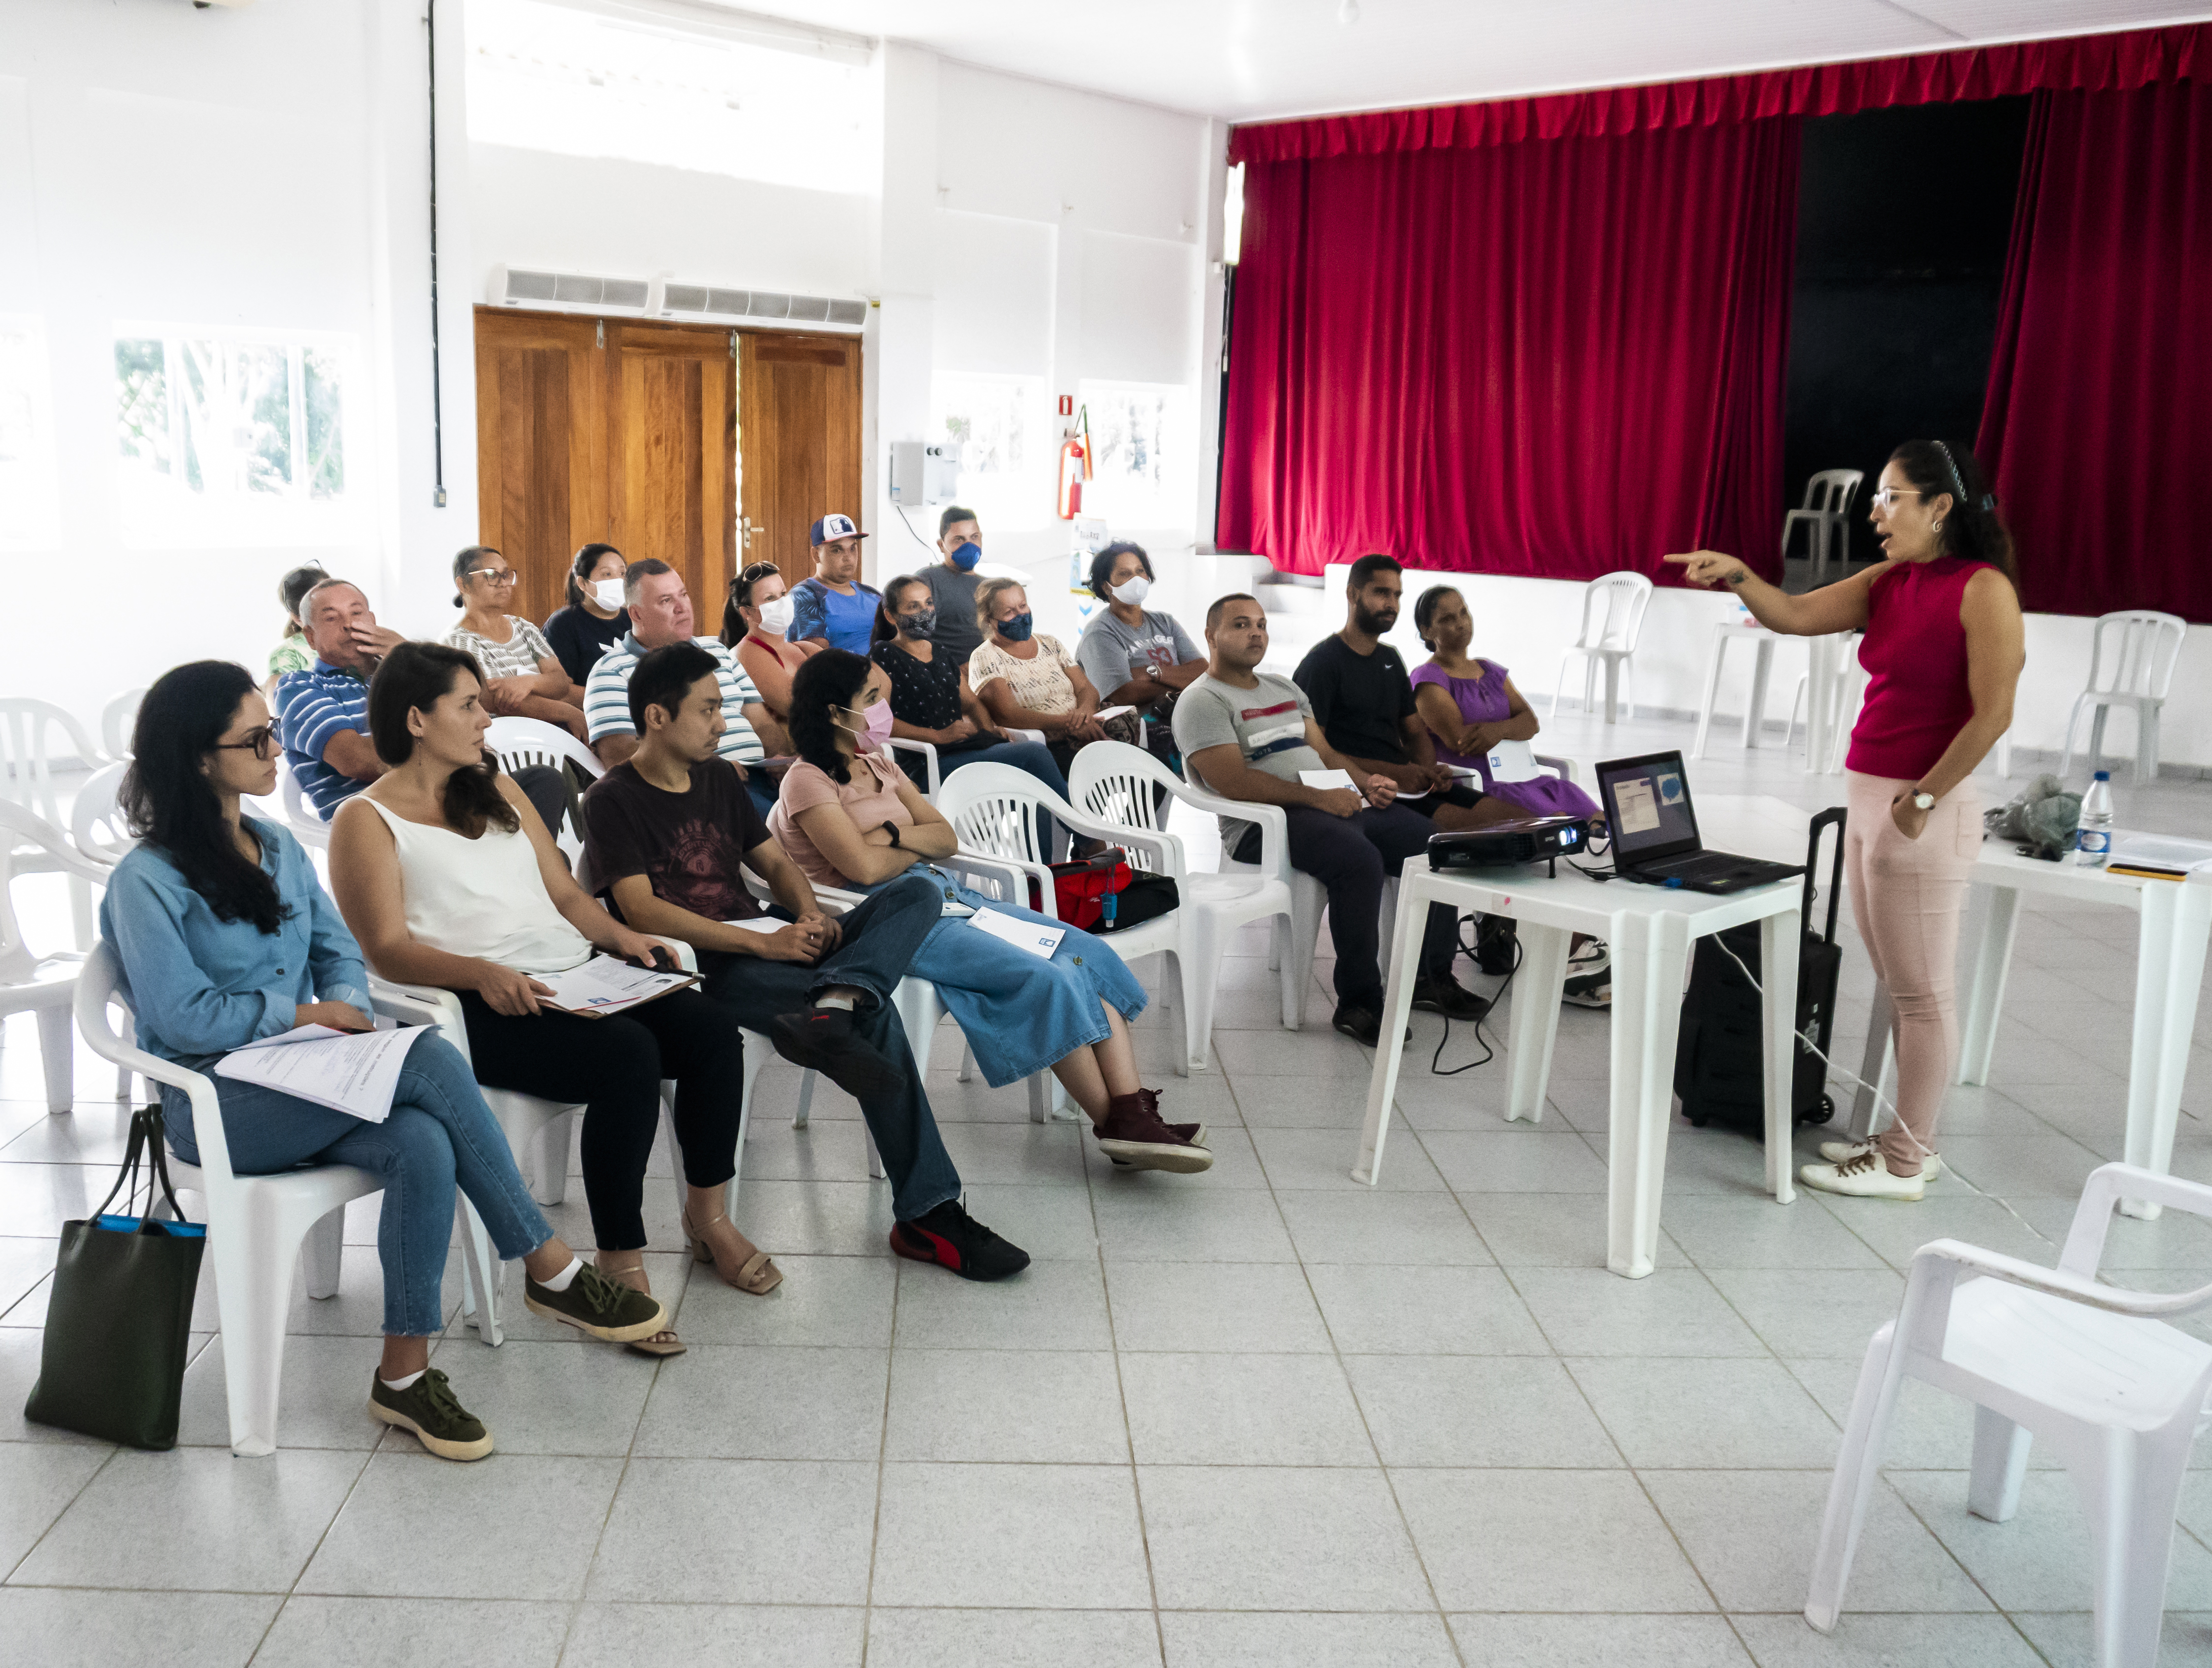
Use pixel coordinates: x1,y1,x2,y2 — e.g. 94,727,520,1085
215,1023,431,1124
968,907,1065,959
531,954,698,1017
1485,741,1547,784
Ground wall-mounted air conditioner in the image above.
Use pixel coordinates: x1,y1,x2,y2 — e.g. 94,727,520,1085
487,266,867,332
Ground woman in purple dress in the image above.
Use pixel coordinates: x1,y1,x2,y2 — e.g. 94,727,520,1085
1408,586,1611,1004
1408,586,1600,820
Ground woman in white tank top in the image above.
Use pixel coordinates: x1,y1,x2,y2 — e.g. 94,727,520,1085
331,644,781,1357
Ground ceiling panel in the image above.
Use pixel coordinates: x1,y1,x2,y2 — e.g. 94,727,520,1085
692,0,2210,120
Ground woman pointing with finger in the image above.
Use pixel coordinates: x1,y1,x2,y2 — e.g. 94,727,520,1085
1666,439,2024,1201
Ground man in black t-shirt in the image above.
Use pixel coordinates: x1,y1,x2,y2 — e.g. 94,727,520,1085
1293,555,1518,839
580,643,1028,1282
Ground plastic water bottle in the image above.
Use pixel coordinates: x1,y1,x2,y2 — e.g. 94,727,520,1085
2074,771,2114,868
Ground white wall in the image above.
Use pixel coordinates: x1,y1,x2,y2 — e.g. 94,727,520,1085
1259,566,2212,776
1,0,477,741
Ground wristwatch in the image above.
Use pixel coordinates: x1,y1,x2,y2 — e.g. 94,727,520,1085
881,821,903,848
1910,789,1936,811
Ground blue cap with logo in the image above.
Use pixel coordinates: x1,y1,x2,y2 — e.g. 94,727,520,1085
809,513,869,547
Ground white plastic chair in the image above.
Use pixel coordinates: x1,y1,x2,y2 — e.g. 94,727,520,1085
2057,611,2187,785
1548,572,1652,724
0,698,103,949
884,736,941,797
1782,469,1863,586
72,942,431,1456
484,715,603,784
1784,632,1867,776
936,762,1194,1074
1807,1162,2212,1666
70,760,139,867
1068,741,1299,1065
101,686,147,762
1,804,114,1112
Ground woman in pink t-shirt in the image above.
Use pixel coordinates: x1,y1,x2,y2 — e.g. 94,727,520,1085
1668,439,2024,1201
767,650,1212,1175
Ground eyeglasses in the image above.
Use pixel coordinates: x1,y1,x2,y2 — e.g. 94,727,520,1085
214,725,278,759
1867,488,1925,511
468,567,519,585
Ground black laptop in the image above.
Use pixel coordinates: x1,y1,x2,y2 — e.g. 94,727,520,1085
1593,751,1804,894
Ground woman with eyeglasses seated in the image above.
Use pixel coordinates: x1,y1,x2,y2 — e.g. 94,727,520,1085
723,559,817,733
869,574,1071,802
330,642,781,1363
444,544,586,740
542,542,630,689
767,650,1210,1174
968,577,1139,780
101,661,664,1462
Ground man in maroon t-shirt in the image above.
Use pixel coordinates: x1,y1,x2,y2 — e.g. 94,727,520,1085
580,643,1028,1282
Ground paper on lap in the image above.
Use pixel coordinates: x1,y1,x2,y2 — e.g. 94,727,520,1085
969,907,1063,959
215,1025,431,1123
529,954,698,1016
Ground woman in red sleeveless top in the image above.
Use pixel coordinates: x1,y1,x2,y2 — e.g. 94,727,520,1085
1668,439,2024,1201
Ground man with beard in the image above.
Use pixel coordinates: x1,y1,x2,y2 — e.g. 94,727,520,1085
1294,555,1503,835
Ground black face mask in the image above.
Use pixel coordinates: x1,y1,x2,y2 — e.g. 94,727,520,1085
899,607,938,639
1353,603,1397,638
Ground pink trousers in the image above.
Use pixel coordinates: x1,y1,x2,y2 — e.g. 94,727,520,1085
1842,770,1982,1175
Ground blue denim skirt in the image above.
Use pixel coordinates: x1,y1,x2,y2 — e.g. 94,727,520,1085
893,868,1149,1088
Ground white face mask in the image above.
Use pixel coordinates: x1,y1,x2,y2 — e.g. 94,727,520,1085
591,579,626,611
755,594,796,636
1109,575,1151,607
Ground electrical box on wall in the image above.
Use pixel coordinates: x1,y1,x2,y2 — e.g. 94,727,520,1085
888,441,962,505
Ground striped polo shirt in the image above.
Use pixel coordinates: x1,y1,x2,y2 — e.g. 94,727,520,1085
584,633,765,767
1170,670,1327,854
273,660,374,820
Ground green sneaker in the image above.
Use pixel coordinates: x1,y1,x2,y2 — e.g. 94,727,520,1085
368,1367,494,1461
523,1260,669,1342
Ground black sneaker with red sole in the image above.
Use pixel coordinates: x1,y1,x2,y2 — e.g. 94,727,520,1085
890,1198,1031,1281
769,1006,905,1101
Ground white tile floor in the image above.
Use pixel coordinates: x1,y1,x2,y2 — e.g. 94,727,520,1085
6,707,2212,1666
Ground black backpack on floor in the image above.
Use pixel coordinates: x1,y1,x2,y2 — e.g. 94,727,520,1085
1672,806,1846,1138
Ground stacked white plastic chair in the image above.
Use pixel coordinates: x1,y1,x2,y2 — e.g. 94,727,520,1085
1807,1162,2212,1666
1781,468,1863,586
1548,572,1652,724
0,698,104,949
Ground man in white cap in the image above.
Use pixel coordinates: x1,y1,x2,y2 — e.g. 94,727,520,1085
787,513,882,656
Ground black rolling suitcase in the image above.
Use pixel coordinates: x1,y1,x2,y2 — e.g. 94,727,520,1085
1672,806,1847,1136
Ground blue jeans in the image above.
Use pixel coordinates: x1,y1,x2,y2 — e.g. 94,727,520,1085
894,868,1149,1088
698,872,961,1222
161,1033,551,1337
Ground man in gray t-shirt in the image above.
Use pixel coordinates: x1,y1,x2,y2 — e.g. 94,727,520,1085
1174,591,1490,1040
916,506,986,665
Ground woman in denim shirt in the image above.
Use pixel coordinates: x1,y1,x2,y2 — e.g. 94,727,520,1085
102,662,663,1460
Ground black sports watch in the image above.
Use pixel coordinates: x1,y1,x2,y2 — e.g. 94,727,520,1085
881,821,903,848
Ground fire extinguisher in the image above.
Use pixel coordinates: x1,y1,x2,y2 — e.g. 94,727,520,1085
1056,404,1093,520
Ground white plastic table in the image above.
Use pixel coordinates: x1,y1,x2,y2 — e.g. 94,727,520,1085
1850,838,2212,1221
1692,619,1779,757
1692,796,2212,1225
1352,856,1804,1278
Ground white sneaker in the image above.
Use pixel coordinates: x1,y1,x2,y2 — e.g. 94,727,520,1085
1799,1149,1926,1200
1818,1137,1940,1181
1562,943,1611,1008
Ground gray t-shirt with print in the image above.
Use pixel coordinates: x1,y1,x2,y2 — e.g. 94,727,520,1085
1076,609,1201,701
1171,671,1324,854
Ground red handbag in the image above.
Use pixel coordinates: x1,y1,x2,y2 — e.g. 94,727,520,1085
1027,848,1178,933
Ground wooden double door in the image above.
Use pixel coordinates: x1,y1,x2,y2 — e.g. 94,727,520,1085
474,310,861,629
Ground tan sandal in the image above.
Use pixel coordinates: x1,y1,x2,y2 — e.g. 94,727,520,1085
682,1209,783,1295
593,1253,686,1356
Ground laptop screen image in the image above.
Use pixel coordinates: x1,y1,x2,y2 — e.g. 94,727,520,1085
1597,752,1701,863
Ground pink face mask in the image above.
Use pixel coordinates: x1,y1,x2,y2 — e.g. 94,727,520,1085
844,698,893,751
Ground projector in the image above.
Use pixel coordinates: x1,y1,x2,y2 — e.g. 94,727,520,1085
1427,815,1597,876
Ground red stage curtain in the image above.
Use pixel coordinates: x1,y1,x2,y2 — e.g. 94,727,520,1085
1229,23,2210,161
1218,119,1798,580
1977,79,2212,622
